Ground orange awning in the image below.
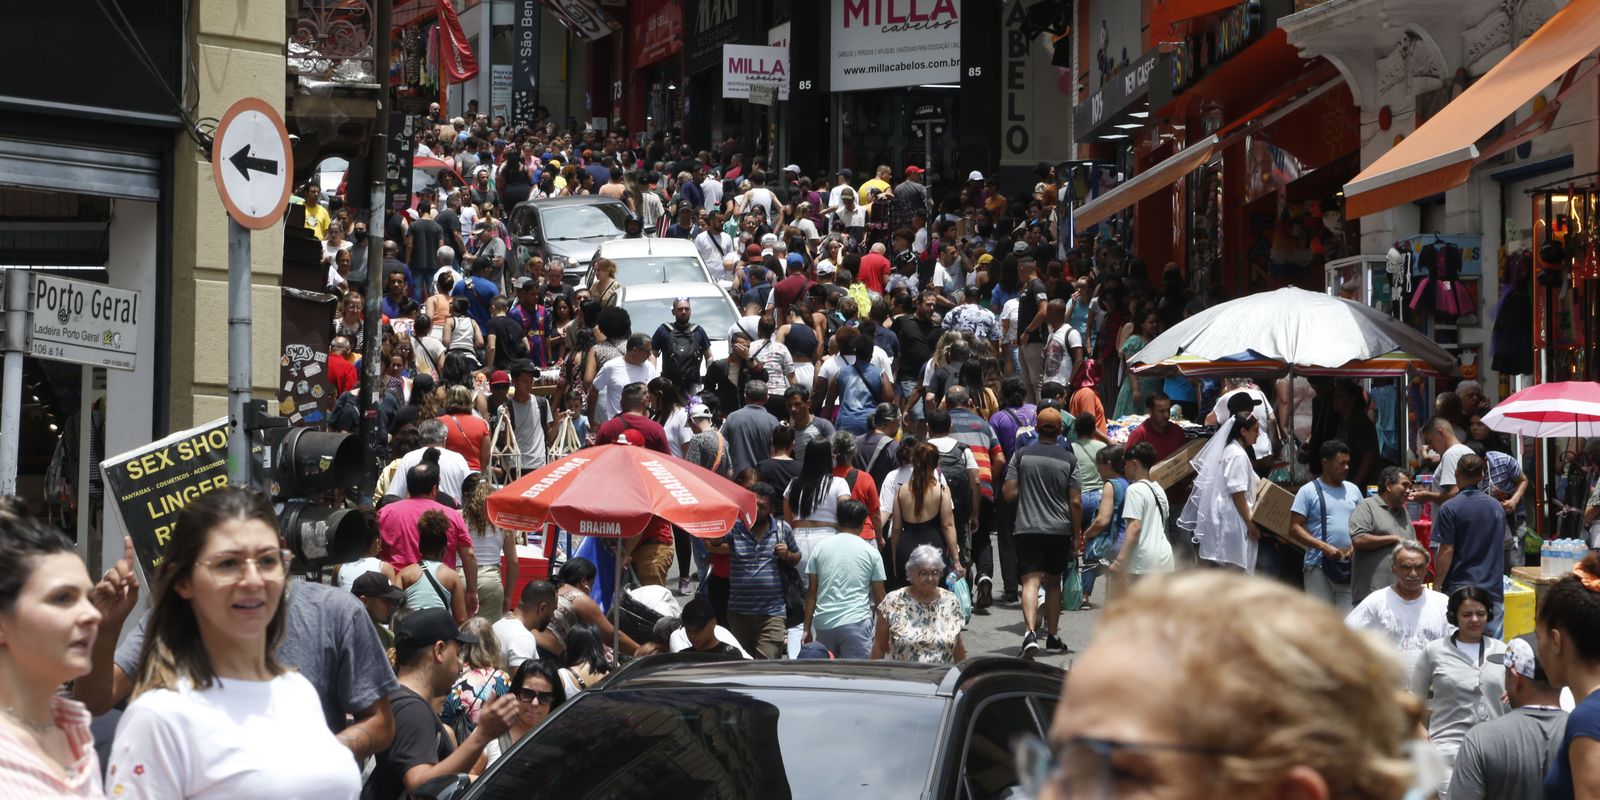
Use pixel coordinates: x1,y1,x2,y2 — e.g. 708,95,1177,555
1072,135,1219,229
1344,0,1600,219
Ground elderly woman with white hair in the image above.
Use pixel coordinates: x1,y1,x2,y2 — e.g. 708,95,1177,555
872,544,967,664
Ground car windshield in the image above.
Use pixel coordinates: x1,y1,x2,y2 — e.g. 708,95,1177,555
623,295,737,340
612,256,707,284
475,688,943,799
540,204,628,240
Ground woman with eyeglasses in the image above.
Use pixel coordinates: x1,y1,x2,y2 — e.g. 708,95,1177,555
333,289,366,352
106,487,361,799
1410,585,1507,787
872,545,966,664
477,659,566,772
1019,570,1425,800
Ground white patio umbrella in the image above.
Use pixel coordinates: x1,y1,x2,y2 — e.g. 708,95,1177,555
1129,287,1458,377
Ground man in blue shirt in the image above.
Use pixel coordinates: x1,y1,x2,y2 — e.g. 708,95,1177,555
1434,454,1508,637
722,483,799,659
451,262,499,332
1289,439,1361,612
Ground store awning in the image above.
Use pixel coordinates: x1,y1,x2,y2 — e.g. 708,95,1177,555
1072,135,1219,229
1343,0,1600,219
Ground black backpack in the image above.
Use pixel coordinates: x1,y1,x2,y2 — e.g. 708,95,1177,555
937,441,974,527
659,324,703,386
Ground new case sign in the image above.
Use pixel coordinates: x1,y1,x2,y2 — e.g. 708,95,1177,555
830,0,961,92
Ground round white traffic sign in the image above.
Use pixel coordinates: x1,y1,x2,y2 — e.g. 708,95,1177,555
211,98,294,230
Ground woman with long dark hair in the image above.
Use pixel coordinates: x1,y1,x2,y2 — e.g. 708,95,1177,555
1181,412,1263,574
0,499,109,797
478,659,566,771
550,558,636,658
107,488,361,798
891,442,963,583
558,622,613,694
784,439,853,573
648,377,691,460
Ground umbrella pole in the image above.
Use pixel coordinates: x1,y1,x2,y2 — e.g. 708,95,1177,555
613,538,624,657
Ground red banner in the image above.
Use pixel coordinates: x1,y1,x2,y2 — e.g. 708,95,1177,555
437,0,479,82
631,0,683,71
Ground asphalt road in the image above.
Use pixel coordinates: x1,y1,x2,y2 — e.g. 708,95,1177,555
958,572,1103,671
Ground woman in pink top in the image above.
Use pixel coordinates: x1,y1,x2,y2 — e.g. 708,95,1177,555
0,498,124,797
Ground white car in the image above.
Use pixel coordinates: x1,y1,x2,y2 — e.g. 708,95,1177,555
616,282,740,367
587,237,713,287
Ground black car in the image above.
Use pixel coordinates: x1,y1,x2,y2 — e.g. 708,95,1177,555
439,654,1065,800
509,196,630,285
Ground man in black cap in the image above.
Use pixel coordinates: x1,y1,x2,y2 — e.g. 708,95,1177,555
351,572,405,649
370,609,518,799
680,597,749,660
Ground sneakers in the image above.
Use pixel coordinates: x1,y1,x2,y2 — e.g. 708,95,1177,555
999,590,1020,606
1044,634,1068,653
1020,630,1041,660
975,575,993,608
677,577,692,595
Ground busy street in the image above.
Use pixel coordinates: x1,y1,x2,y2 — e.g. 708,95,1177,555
6,0,1600,799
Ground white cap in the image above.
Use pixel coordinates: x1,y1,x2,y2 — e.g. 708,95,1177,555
784,164,801,173
968,170,984,181
760,233,778,246
816,261,836,275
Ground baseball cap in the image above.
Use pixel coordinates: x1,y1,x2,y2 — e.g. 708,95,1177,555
760,232,779,246
489,370,512,387
515,276,539,291
816,261,837,275
745,243,763,258
1036,407,1064,431
474,220,490,231
784,164,801,173
977,253,994,266
786,253,805,269
905,165,925,174
1226,391,1263,414
1013,240,1030,253
689,403,713,420
836,168,854,179
1488,634,1547,681
394,608,479,648
351,572,405,602
509,359,540,376
968,170,984,181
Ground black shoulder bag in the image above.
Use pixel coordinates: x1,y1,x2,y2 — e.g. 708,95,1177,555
1315,480,1353,584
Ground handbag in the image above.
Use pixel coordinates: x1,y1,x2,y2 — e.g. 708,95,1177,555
1314,480,1353,584
946,574,974,622
448,671,494,745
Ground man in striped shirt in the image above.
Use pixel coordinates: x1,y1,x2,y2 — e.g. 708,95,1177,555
721,483,799,660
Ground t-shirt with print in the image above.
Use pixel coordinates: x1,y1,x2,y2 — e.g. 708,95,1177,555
805,531,887,630
1011,443,1080,537
1121,479,1175,574
1344,587,1450,678
1291,478,1363,569
748,338,795,395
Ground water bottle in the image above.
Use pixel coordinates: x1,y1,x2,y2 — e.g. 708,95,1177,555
1542,539,1555,577
1560,540,1576,575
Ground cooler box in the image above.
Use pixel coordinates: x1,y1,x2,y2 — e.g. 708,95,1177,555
502,543,551,606
1504,577,1535,640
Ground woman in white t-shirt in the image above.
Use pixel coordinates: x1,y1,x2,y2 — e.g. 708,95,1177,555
1109,443,1176,598
107,487,361,799
784,440,854,574
1179,413,1263,574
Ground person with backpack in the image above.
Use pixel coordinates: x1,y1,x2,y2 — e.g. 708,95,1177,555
925,408,980,578
651,297,712,394
1001,408,1082,660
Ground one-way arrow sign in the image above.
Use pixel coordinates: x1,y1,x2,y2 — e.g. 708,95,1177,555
228,145,279,181
211,98,292,230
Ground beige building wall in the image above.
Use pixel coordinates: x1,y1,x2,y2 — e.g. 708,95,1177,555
169,0,288,428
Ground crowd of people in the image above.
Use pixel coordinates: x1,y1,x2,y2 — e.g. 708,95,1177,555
1,112,1597,799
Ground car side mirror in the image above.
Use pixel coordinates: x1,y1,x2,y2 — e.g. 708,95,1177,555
407,774,471,800
518,233,540,246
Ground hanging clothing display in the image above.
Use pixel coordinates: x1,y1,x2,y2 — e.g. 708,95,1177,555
1491,251,1534,375
1409,242,1475,318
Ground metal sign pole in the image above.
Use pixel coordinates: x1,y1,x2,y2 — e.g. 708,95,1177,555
0,271,30,495
228,219,253,485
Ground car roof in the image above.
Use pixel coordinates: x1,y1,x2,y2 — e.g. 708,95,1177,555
595,654,1064,698
618,282,728,302
599,238,700,259
517,195,628,211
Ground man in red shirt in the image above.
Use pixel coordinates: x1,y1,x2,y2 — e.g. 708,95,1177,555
594,383,669,453
828,432,882,542
856,242,892,294
769,257,813,313
1124,392,1186,460
376,459,478,608
327,335,358,394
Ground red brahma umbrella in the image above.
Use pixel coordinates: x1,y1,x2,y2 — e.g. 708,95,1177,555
1481,381,1600,438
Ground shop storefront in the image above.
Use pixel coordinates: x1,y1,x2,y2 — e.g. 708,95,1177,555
684,0,765,155
627,0,685,136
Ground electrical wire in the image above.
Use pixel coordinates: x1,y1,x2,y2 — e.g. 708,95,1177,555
92,0,212,154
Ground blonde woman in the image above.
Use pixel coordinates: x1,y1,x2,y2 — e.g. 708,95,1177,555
107,488,361,799
1020,571,1427,800
441,617,511,734
461,475,517,620
589,258,621,308
437,384,491,474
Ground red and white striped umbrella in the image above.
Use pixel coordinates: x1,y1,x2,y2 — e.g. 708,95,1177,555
1481,381,1600,438
486,443,756,538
